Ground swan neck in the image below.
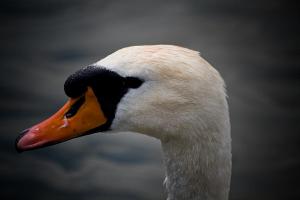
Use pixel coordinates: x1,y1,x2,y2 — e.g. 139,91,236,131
161,134,231,200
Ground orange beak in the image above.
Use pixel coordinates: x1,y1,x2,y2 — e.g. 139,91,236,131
16,87,107,152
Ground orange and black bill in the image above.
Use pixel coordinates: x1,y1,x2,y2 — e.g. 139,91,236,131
15,87,107,152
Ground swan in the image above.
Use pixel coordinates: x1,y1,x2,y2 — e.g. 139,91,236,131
15,45,231,200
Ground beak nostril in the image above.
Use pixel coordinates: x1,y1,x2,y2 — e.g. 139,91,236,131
65,95,85,118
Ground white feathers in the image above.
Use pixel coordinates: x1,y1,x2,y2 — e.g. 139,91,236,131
95,45,231,200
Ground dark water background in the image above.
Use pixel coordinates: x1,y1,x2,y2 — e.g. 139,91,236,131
1,0,299,199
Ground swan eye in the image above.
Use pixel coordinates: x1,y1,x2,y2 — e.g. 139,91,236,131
125,77,144,89
65,96,85,118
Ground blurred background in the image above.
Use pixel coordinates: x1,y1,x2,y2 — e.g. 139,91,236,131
1,0,299,199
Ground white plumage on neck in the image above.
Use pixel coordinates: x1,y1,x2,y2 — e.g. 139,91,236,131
95,45,231,200
162,122,231,200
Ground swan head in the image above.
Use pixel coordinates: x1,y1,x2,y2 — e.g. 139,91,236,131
15,45,228,152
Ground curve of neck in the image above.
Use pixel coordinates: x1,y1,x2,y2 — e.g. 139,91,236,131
161,130,231,200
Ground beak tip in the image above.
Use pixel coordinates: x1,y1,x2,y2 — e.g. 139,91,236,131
15,145,24,153
15,138,24,153
15,128,30,153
